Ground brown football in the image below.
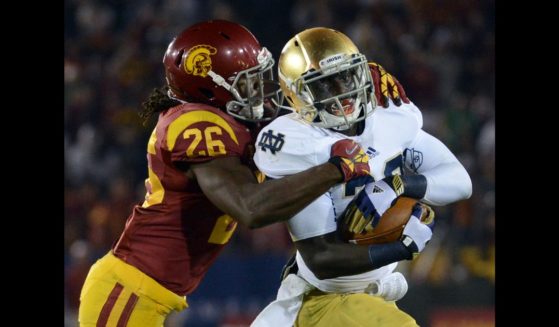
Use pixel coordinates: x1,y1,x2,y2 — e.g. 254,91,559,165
343,197,432,245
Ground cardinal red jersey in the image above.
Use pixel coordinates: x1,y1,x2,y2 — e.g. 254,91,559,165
113,103,254,296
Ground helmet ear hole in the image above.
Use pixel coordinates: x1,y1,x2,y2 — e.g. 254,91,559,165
175,49,184,67
199,88,214,100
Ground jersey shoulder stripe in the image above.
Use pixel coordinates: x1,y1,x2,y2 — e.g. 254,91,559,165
166,110,239,151
157,104,248,163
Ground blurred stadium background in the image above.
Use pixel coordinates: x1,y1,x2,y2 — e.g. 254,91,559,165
64,0,495,326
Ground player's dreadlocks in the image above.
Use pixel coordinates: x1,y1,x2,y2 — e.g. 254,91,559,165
139,86,181,126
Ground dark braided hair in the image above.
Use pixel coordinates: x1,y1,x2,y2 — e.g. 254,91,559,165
139,86,181,126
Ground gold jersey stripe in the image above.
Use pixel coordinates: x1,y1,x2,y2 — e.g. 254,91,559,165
142,167,165,208
208,215,237,244
147,127,157,155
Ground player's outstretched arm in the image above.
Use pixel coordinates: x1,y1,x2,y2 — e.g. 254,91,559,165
191,139,369,229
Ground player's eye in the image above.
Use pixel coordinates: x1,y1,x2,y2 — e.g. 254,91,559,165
339,71,354,84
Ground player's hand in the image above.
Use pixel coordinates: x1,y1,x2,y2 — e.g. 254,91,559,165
328,139,370,182
369,62,410,108
401,203,436,259
340,175,405,234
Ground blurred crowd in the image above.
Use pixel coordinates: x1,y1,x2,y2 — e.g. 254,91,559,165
65,0,494,325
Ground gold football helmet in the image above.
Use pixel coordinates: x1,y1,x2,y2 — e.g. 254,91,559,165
278,27,375,130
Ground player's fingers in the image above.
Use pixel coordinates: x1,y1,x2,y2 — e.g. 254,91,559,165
421,204,435,219
411,204,423,219
387,77,402,106
421,207,435,225
394,77,409,104
393,94,402,106
343,205,358,224
354,214,370,233
344,210,357,230
349,211,365,233
382,95,389,108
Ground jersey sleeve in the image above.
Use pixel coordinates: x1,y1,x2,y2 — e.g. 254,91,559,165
400,101,423,130
404,129,472,205
164,111,244,164
253,114,329,178
373,100,424,152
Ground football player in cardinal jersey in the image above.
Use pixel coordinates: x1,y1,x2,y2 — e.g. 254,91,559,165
252,27,472,327
77,21,372,327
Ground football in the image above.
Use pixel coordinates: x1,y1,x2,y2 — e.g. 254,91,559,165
342,197,433,245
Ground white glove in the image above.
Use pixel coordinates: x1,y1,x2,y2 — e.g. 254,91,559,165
401,204,435,258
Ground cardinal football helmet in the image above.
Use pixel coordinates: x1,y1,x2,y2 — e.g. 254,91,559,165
163,20,282,122
278,27,375,130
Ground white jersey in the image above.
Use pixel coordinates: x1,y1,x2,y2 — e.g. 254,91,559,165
254,101,423,293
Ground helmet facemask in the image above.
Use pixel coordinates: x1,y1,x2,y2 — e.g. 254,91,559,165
288,53,375,130
207,47,282,122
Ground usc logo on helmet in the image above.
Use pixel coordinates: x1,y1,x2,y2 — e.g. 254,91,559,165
184,45,217,77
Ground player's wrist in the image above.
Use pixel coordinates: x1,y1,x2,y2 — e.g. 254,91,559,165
327,156,346,182
399,236,418,260
400,175,427,199
382,174,427,200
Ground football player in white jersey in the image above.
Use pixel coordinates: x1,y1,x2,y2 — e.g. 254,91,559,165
251,27,472,327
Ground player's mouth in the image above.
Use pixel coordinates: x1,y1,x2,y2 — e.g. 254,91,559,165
329,98,355,116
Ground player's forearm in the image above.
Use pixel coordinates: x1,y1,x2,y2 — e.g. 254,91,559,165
421,162,472,205
193,156,342,229
407,129,472,205
306,243,375,279
243,163,342,228
306,241,411,280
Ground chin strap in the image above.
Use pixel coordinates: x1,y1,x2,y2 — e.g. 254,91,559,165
207,70,243,100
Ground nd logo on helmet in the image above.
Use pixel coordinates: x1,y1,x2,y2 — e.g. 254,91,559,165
184,45,217,77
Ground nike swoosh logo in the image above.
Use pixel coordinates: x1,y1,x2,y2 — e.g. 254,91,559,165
346,144,359,155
